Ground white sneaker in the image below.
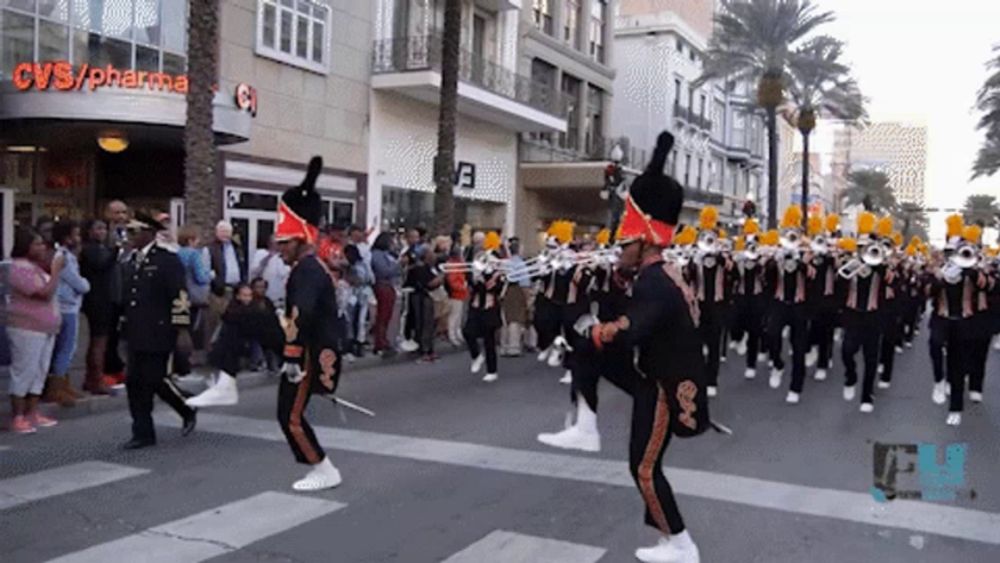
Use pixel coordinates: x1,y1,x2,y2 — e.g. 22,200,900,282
769,368,783,389
843,385,856,401
482,372,498,383
785,391,800,404
946,382,952,396
720,354,727,364
814,369,827,381
946,412,962,426
400,339,419,352
805,349,818,368
728,340,737,351
932,381,947,405
537,426,601,453
470,355,485,374
905,341,913,349
877,380,891,390
185,372,238,408
759,352,769,363
292,458,342,492
744,368,756,380
735,340,748,356
860,402,874,413
559,370,572,385
994,338,1000,351
895,346,903,355
547,349,564,368
877,364,885,375
537,347,551,363
635,531,700,563
970,391,983,403
707,385,717,398
834,329,843,342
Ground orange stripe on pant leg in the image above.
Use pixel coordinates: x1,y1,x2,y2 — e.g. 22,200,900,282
289,369,322,465
638,387,672,535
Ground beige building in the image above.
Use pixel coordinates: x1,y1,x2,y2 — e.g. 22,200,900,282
845,121,928,207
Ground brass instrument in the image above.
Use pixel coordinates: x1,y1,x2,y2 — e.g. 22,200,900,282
837,258,872,280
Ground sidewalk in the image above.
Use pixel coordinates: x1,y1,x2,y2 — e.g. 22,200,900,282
0,345,464,422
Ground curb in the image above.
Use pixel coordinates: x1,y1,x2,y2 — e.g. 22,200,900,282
0,347,464,423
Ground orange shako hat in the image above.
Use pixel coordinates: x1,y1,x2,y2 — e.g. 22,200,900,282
617,131,684,246
275,156,324,244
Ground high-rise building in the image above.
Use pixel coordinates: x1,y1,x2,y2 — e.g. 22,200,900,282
843,122,928,207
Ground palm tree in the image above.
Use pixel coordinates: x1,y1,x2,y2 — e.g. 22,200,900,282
897,202,928,241
963,194,999,227
842,169,896,213
184,0,220,238
432,0,462,235
973,45,1000,179
700,0,835,228
785,36,866,224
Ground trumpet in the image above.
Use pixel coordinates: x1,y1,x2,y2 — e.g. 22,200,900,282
861,242,885,267
780,229,802,251
811,235,830,255
837,258,872,280
436,253,504,275
951,243,979,270
697,230,719,254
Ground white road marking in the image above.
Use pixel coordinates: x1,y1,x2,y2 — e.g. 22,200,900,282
443,530,606,563
45,491,346,563
159,413,1000,546
0,461,149,511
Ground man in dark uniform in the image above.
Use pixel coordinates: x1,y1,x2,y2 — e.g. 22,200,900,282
121,213,196,450
577,131,708,563
274,156,344,491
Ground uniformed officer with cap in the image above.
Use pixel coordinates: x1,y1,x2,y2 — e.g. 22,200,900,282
120,212,196,449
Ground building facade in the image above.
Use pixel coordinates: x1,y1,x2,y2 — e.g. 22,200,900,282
369,0,566,236
0,0,372,264
844,121,928,207
612,0,767,228
516,0,617,249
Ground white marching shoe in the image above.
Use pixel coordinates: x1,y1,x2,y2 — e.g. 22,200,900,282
470,355,485,374
559,370,573,385
482,372,498,383
735,340,747,356
814,369,827,381
292,457,342,492
400,339,419,352
744,368,756,380
707,385,717,398
805,349,818,368
537,346,551,363
758,352,769,363
785,391,800,404
970,391,983,403
932,381,947,405
537,399,601,453
843,385,856,401
186,372,238,407
635,531,700,563
946,412,962,426
860,402,874,413
768,368,783,389
877,380,891,390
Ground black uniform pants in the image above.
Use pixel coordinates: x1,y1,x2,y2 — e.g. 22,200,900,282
968,338,990,396
126,351,193,443
571,343,636,412
208,323,253,376
700,304,724,386
768,303,809,393
879,310,902,383
732,296,765,370
629,376,685,535
842,319,881,404
928,317,945,384
533,297,559,352
105,304,126,374
464,310,499,374
277,370,326,465
808,307,837,370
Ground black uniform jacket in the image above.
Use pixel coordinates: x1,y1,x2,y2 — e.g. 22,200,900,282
123,243,189,354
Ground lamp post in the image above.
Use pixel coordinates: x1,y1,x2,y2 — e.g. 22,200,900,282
604,143,626,234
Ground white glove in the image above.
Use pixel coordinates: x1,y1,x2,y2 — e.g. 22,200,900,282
573,314,598,338
281,362,305,384
552,335,573,353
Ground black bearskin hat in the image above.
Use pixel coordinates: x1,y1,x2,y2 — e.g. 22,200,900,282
275,156,323,242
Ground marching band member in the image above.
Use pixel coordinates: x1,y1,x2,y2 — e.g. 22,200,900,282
731,220,767,380
533,221,573,373
686,206,733,397
805,214,839,382
464,232,507,382
876,224,904,389
766,206,810,404
274,156,344,491
899,236,926,349
577,131,708,563
838,212,888,413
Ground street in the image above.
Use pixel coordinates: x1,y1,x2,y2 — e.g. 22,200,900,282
2,339,999,563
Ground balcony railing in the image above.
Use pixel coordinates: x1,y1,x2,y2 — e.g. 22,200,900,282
372,34,565,118
684,185,725,206
520,134,647,167
673,101,713,132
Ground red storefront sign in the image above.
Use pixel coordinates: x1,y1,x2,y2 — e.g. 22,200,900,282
12,61,189,94
234,83,258,117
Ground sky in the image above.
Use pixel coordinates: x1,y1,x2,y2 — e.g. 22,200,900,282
807,0,1000,237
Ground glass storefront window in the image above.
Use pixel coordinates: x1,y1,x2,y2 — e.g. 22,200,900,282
0,0,187,78
256,0,330,74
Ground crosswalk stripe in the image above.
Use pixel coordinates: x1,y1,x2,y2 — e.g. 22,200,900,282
0,461,149,511
442,530,606,563
159,413,1000,546
45,491,346,563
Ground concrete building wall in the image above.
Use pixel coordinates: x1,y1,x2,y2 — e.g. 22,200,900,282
618,0,715,39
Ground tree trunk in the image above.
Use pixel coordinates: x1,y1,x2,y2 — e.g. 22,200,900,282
801,129,810,226
433,0,462,236
184,0,220,241
766,105,779,229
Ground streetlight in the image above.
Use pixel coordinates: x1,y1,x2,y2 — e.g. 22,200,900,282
604,142,626,234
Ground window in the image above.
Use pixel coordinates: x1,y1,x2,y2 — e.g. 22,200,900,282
564,0,579,47
684,154,691,187
589,0,605,62
676,38,683,53
688,86,694,110
560,74,582,150
674,79,682,105
1,0,187,79
533,0,553,35
700,94,706,117
586,85,603,154
256,0,330,73
697,158,703,189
